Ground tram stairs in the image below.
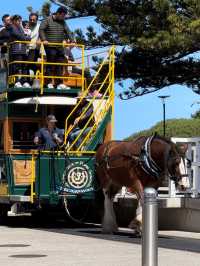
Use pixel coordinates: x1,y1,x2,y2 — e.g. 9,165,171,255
63,47,115,153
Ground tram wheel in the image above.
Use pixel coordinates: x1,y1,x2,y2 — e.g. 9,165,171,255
0,204,10,224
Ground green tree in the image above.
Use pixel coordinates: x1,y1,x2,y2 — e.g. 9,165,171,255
191,107,200,119
42,0,200,99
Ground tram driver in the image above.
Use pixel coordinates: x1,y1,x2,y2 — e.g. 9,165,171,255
34,114,64,150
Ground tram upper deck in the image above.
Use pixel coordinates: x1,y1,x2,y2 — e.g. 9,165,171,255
0,42,115,154
1,41,85,94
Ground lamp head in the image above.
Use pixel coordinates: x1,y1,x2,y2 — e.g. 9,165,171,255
158,95,170,104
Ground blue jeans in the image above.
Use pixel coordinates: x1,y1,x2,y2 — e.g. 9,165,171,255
68,127,92,148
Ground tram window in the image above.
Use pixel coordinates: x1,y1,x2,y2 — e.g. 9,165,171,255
13,122,39,149
0,123,3,149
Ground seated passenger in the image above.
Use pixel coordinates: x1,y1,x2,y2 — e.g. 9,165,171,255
34,115,63,150
8,15,31,88
68,92,95,149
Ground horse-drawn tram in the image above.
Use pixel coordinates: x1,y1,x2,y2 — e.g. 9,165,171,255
0,41,115,218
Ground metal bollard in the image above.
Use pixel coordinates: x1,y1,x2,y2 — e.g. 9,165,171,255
142,187,158,266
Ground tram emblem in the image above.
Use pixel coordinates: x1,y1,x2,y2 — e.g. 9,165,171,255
61,161,93,193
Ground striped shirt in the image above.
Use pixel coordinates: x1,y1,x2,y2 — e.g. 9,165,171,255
39,15,72,43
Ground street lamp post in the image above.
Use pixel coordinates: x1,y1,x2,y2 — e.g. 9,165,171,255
158,95,170,137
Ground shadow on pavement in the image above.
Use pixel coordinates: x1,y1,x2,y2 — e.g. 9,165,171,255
1,215,200,254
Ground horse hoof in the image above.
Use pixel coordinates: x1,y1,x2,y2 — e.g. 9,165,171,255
102,229,114,234
102,227,118,235
102,230,113,235
133,229,142,237
128,220,142,235
128,220,137,230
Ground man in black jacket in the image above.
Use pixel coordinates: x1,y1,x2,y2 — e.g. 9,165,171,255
39,7,73,89
8,15,31,88
0,14,12,66
0,14,11,37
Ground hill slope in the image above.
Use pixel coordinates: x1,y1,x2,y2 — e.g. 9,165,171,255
126,118,200,140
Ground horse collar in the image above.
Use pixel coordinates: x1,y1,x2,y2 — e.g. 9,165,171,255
140,135,162,179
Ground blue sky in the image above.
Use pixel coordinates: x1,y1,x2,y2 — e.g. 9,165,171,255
1,0,200,139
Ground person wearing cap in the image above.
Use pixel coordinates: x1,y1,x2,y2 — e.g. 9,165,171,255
34,114,64,149
68,92,95,149
39,7,73,90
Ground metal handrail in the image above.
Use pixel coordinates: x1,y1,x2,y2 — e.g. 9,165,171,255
7,41,85,94
64,46,115,152
64,58,113,144
31,154,36,203
63,48,112,140
67,71,113,151
77,86,113,151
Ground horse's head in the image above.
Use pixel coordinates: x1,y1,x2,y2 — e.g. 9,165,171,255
166,142,189,190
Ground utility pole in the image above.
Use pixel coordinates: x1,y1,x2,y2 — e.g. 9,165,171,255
158,95,170,137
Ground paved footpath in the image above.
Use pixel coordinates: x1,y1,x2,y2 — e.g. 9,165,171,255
0,222,200,266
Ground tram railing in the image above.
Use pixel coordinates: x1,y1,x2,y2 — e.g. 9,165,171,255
7,41,85,94
31,154,36,203
64,46,115,153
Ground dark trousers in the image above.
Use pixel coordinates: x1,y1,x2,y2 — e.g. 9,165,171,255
27,49,40,85
27,49,40,73
45,47,65,86
9,54,28,84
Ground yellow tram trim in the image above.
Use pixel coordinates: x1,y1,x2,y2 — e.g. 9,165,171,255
7,41,85,94
31,155,36,203
64,46,115,151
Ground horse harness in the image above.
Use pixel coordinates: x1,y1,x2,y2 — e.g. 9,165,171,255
139,135,162,179
97,135,163,180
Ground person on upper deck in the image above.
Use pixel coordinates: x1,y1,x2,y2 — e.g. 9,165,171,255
1,14,11,29
68,92,95,150
28,13,40,71
22,20,31,38
39,7,73,90
8,15,31,88
23,12,41,85
0,14,12,63
0,14,11,41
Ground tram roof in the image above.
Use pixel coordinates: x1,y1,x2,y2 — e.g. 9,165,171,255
10,96,77,105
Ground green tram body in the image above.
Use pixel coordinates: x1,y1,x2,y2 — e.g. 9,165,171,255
0,44,115,217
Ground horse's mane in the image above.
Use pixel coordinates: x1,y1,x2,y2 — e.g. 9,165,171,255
133,133,172,145
153,134,172,144
116,133,173,147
